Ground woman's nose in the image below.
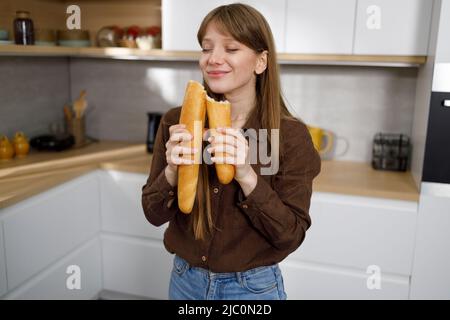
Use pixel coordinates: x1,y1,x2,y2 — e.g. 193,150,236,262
208,49,224,64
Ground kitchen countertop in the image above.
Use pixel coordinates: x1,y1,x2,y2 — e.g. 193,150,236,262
0,141,419,209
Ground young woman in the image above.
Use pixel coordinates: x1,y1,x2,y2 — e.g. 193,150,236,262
142,3,321,300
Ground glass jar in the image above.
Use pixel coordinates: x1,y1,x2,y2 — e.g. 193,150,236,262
14,11,35,45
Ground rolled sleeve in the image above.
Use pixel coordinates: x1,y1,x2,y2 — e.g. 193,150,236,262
142,109,180,227
236,120,321,252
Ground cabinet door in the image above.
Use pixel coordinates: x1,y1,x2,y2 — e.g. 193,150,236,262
354,0,433,55
4,238,102,300
290,192,418,276
101,234,173,299
280,260,409,300
2,172,100,291
99,170,167,241
410,184,450,299
436,0,450,62
285,0,356,54
0,223,7,297
162,0,286,52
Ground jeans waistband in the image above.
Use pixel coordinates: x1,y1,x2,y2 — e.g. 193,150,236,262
175,255,278,280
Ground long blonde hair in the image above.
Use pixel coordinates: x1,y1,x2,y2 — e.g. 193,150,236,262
191,3,295,241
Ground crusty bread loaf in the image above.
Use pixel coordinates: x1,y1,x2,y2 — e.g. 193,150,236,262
177,80,206,214
206,96,235,184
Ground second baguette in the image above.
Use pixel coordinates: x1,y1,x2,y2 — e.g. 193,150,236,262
206,96,235,184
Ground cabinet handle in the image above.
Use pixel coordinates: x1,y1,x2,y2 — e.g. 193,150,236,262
443,100,450,108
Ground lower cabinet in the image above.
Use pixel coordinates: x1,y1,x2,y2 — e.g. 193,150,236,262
99,170,166,241
0,223,7,297
280,259,409,300
410,184,450,299
0,169,420,299
293,192,418,276
101,234,173,299
0,171,101,293
4,238,102,300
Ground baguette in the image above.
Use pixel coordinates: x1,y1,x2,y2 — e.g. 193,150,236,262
206,96,235,184
177,80,207,214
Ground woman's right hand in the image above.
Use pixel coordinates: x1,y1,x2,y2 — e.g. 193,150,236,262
165,124,196,177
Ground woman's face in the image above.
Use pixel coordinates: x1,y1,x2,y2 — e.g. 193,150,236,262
199,22,266,97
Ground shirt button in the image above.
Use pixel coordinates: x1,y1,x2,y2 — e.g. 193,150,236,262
213,187,219,194
168,190,174,196
201,255,207,262
242,204,248,209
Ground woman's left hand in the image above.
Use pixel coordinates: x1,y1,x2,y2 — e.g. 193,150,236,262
206,127,253,182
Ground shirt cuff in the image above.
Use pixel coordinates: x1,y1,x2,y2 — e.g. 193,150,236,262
154,169,177,206
236,174,272,218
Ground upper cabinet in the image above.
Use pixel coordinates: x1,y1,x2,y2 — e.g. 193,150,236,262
162,0,433,58
436,0,450,63
162,0,286,52
354,0,433,55
285,0,356,54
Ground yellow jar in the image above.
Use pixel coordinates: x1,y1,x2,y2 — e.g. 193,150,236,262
0,135,14,161
13,131,30,157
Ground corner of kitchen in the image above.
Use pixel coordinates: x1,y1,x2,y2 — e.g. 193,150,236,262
0,0,449,300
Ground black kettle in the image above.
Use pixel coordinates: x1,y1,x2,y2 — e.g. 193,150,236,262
146,112,162,153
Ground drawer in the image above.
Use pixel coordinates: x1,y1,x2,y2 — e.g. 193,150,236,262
280,259,410,300
290,192,418,276
4,237,101,300
101,234,173,299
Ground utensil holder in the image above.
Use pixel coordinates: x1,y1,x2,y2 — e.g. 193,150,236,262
67,117,86,148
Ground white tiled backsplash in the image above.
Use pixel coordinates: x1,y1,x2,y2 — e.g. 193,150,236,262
0,57,418,162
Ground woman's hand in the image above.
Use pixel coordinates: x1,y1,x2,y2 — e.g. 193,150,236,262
164,124,197,186
206,127,254,183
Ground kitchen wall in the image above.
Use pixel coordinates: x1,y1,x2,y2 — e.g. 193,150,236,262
0,56,418,163
70,58,418,162
0,57,70,139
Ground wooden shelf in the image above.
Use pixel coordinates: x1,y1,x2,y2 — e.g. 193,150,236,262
0,45,426,66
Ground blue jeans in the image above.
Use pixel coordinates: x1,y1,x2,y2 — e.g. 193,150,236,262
168,255,287,300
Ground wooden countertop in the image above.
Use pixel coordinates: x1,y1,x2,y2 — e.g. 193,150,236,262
0,141,419,209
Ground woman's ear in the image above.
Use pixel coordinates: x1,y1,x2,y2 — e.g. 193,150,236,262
255,50,268,75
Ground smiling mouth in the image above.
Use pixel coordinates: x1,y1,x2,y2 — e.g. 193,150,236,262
207,71,230,77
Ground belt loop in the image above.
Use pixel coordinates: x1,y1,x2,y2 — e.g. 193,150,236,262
236,272,243,286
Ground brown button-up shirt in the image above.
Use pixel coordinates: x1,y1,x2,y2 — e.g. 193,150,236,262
141,106,321,273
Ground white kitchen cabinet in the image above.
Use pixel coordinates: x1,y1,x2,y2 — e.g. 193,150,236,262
285,0,356,54
436,0,450,62
410,183,450,299
99,170,167,241
354,0,433,55
162,0,286,52
280,259,410,300
101,233,173,299
290,192,418,276
0,223,7,297
1,172,101,291
3,238,102,300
